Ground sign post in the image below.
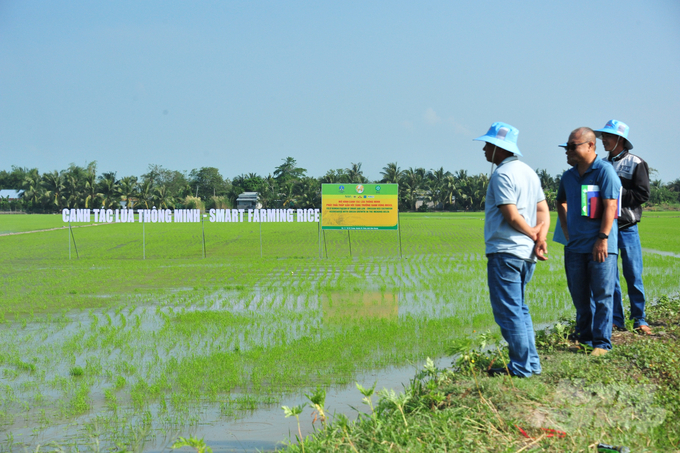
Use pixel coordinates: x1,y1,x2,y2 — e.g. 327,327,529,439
201,214,206,259
398,211,403,258
68,220,79,259
142,213,146,260
259,215,263,258
321,183,399,256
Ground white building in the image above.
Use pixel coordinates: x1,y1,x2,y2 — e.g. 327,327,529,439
236,192,261,210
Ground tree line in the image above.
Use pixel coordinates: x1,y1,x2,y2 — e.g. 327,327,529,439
1,157,679,213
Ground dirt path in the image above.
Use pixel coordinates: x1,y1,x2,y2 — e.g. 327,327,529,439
0,223,110,237
643,248,680,258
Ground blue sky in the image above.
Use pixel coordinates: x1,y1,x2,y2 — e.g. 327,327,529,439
1,0,679,182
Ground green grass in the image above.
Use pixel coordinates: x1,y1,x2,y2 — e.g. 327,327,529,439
639,211,680,252
0,213,66,234
0,212,678,450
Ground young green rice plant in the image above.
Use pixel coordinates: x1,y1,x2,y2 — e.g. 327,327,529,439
69,382,91,415
69,366,84,377
114,375,126,389
104,389,118,412
0,213,676,449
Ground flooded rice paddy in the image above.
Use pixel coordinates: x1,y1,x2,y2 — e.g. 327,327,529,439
1,213,679,451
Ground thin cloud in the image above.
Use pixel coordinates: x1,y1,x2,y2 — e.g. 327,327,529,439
446,117,472,136
424,108,441,125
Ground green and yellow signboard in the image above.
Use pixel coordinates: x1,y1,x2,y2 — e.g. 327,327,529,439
321,183,398,230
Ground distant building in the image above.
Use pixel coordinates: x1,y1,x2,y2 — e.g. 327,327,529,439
414,191,443,211
0,190,22,200
236,192,261,210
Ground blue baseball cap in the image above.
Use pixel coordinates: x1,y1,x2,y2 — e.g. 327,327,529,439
473,122,522,156
594,119,633,150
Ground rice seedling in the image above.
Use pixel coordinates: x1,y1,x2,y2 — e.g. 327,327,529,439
0,212,677,450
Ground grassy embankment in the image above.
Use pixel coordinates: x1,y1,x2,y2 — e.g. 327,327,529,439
280,294,680,452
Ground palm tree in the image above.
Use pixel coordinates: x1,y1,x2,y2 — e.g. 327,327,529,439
136,180,154,209
426,167,451,210
346,162,368,183
22,170,44,209
442,174,457,208
83,172,99,209
295,177,321,208
280,180,297,208
274,157,306,182
153,185,174,209
535,168,556,191
450,170,472,210
401,167,424,211
63,174,82,208
41,171,66,210
467,174,489,211
667,178,680,194
380,162,403,184
258,175,277,208
320,169,349,184
62,164,92,208
119,176,139,209
97,173,120,209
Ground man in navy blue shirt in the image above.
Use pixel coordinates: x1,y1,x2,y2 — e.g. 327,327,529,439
556,127,622,356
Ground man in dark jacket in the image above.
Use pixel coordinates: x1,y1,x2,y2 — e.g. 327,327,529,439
594,119,651,334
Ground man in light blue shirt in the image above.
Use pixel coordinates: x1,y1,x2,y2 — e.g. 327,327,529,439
474,122,550,378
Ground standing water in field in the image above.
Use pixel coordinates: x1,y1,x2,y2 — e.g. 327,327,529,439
2,215,679,451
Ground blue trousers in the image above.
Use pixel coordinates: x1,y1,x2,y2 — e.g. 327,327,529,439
612,225,648,328
564,250,617,350
487,253,541,378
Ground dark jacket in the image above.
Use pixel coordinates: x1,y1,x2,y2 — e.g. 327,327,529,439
606,150,650,230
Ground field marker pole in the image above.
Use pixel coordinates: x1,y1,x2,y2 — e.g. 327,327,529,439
68,223,71,260
398,211,403,259
259,212,263,258
323,230,328,259
142,213,146,260
69,220,79,259
347,230,352,257
317,220,321,259
201,214,206,259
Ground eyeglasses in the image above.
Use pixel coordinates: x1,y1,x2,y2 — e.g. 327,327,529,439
564,141,588,151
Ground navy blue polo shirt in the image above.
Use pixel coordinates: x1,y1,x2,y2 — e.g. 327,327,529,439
557,157,621,254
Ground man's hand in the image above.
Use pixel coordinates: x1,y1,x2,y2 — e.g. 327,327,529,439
527,222,544,242
593,238,608,262
593,198,617,263
534,239,549,261
498,204,544,240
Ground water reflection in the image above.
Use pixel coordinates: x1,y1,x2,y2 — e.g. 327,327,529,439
323,292,398,322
